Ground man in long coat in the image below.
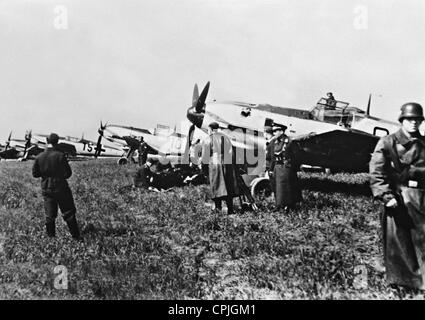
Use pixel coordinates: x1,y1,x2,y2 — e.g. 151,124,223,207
202,122,239,214
266,123,302,212
370,102,425,290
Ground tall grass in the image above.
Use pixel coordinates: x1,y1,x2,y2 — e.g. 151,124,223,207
0,160,422,299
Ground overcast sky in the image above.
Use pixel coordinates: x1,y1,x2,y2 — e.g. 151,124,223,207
1,0,425,141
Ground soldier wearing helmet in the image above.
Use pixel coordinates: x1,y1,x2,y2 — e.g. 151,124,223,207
370,102,425,290
326,92,337,109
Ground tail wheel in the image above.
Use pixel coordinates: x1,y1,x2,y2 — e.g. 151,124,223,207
250,177,272,201
117,157,128,165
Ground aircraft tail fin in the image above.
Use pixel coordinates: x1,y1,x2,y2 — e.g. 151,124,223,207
366,94,371,117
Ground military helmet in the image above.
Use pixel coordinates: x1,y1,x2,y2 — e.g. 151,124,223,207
398,102,424,122
47,133,59,145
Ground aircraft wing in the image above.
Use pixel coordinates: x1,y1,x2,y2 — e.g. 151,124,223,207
291,129,379,172
102,124,187,156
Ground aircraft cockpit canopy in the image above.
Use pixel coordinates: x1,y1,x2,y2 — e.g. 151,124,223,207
309,97,365,127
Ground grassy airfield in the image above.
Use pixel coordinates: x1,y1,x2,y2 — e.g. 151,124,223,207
0,159,423,299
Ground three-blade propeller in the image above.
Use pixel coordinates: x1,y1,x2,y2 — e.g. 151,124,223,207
184,81,210,162
194,81,210,113
5,131,12,150
95,121,108,158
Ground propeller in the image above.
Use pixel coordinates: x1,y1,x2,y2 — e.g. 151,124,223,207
192,84,199,107
5,131,12,150
95,121,107,158
195,81,210,113
187,81,209,129
182,124,196,165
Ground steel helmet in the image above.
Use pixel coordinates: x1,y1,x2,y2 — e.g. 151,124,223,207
398,102,424,122
47,133,59,144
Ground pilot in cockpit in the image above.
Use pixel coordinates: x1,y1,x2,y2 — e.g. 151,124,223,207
326,92,337,109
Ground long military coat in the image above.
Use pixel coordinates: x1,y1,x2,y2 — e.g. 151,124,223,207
267,134,302,208
370,128,425,289
202,132,239,199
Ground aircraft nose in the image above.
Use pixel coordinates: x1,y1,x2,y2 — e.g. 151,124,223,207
187,107,204,128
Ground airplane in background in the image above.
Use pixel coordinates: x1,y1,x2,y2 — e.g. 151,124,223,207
0,130,125,161
0,131,44,161
186,81,401,195
97,122,192,165
31,132,125,159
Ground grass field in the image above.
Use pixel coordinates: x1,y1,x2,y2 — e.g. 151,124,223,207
0,159,423,300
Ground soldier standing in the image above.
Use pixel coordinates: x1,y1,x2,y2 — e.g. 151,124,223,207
266,123,302,213
138,136,148,166
370,102,425,290
32,133,81,240
265,125,276,193
202,122,239,215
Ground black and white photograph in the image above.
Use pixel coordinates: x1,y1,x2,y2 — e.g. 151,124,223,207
1,0,425,303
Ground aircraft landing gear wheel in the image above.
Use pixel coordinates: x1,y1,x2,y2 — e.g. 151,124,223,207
251,177,272,202
117,157,128,165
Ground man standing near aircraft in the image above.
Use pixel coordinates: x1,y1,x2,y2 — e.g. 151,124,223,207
267,123,302,213
202,122,239,215
138,136,148,166
32,133,81,240
265,125,276,193
370,103,425,291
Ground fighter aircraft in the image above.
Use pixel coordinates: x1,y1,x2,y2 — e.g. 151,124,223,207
30,131,125,159
97,122,190,165
186,82,401,194
0,129,125,161
0,131,44,160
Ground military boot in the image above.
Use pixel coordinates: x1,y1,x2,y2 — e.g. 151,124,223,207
45,222,56,237
65,216,82,240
